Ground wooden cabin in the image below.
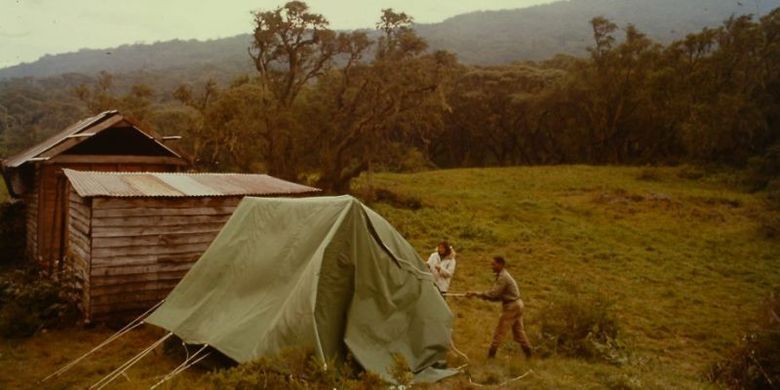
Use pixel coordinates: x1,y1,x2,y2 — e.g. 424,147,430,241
62,169,320,321
1,111,188,273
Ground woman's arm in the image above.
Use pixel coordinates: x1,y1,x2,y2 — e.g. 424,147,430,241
439,259,455,278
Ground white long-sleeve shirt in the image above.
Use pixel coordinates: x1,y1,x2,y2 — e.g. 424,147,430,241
427,252,456,293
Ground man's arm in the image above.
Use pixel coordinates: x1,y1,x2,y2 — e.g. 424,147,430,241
478,276,506,301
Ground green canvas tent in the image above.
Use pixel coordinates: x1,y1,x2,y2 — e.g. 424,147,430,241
145,195,456,383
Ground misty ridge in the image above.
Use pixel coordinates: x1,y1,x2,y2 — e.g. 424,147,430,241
0,0,776,80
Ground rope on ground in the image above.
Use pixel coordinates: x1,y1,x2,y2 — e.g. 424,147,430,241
450,339,470,362
89,331,173,390
40,299,165,383
467,369,534,387
449,338,534,387
149,344,211,390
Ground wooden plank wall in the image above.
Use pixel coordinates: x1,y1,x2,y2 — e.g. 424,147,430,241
88,196,241,320
25,168,39,262
34,162,177,272
66,190,92,316
37,165,62,271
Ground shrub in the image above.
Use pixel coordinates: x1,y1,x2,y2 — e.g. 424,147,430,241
707,289,780,389
743,144,780,192
0,267,79,337
0,201,25,264
766,179,780,211
357,187,423,210
537,288,627,365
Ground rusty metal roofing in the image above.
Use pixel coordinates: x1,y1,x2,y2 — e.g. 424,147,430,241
3,110,183,168
63,169,320,198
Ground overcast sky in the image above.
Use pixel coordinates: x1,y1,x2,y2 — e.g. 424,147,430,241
0,0,556,68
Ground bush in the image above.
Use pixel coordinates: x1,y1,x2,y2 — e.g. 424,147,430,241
207,347,385,389
358,187,423,210
707,289,780,389
767,179,780,211
0,201,25,264
537,287,627,365
743,144,780,192
0,267,79,337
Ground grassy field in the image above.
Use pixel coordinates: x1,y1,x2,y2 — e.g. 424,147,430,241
1,165,778,389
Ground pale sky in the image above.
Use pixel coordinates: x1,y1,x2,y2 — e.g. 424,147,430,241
0,0,556,68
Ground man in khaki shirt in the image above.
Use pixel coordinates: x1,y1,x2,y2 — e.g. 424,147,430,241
467,256,533,358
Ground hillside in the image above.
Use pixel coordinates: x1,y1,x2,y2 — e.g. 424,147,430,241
2,166,777,388
418,0,780,63
0,0,776,80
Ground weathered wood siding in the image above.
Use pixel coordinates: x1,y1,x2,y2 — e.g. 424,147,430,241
88,196,241,320
37,165,64,271
33,161,178,271
66,190,92,316
25,168,39,262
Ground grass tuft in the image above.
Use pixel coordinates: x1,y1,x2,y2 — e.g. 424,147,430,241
537,286,627,365
706,289,780,389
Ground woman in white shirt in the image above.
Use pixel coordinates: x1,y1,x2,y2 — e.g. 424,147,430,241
427,240,456,297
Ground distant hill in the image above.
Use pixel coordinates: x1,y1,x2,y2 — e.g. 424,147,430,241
417,0,779,64
0,36,255,82
0,0,777,80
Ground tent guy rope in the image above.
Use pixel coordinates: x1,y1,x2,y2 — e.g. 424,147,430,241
150,344,211,390
40,299,165,383
89,332,173,390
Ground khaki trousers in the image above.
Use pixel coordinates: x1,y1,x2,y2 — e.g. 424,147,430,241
491,299,532,349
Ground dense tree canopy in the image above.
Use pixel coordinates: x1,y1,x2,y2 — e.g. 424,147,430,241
1,3,778,192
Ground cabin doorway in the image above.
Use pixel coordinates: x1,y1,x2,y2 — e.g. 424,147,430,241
38,168,69,275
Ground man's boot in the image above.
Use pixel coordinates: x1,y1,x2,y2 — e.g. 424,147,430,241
522,345,533,358
487,346,497,359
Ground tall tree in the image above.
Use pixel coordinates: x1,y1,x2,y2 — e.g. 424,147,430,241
247,1,348,179
304,9,458,193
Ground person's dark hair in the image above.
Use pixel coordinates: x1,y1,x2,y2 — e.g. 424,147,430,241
493,256,506,266
438,240,452,257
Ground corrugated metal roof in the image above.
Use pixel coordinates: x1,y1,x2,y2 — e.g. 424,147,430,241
3,110,183,168
63,169,320,198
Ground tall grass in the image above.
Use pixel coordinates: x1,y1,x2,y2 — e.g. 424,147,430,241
358,165,780,388
1,166,777,389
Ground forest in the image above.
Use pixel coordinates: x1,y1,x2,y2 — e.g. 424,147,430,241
0,0,771,79
0,2,778,194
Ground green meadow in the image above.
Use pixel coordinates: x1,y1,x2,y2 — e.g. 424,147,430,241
1,166,777,389
364,165,778,388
